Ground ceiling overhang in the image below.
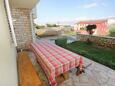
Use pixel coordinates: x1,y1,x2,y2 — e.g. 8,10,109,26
9,0,39,9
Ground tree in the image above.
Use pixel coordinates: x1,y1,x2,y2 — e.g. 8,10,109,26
86,24,97,35
46,24,59,27
109,28,115,37
34,23,45,29
86,24,97,44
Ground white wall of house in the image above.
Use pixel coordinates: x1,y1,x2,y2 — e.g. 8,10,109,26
0,0,18,86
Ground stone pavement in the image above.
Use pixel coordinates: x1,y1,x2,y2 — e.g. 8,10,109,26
29,51,115,86
59,57,115,86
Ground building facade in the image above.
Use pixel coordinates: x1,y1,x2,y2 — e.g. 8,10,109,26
0,0,39,86
74,20,108,36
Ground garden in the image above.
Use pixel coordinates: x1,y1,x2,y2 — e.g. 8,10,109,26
55,25,115,70
55,38,115,70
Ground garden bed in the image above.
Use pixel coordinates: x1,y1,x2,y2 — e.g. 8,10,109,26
55,38,115,70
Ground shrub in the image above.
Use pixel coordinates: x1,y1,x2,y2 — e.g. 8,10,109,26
55,37,67,47
109,28,115,37
80,27,86,30
86,24,97,35
46,24,59,27
34,23,45,29
86,24,97,44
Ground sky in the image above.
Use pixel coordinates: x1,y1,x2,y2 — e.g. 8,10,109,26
35,0,115,25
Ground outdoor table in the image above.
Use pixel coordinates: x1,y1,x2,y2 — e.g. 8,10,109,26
31,40,84,86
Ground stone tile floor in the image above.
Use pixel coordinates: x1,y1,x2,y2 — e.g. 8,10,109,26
59,57,115,86
29,37,115,86
29,52,115,86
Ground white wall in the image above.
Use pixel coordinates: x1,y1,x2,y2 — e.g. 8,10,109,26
0,0,18,86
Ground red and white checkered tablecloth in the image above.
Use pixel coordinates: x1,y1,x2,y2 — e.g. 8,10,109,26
31,40,84,86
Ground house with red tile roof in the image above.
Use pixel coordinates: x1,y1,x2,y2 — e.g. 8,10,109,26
74,19,109,36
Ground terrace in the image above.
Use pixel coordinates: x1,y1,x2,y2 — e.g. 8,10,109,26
26,37,115,86
0,0,115,86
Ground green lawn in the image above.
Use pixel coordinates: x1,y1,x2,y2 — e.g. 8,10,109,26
55,39,115,69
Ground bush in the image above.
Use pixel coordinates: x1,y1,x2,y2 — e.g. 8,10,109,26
46,24,59,27
55,37,67,47
109,28,115,37
86,24,96,35
80,27,86,30
35,24,45,29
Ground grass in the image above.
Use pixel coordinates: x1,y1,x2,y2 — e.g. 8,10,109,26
55,37,67,47
55,39,115,70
